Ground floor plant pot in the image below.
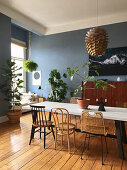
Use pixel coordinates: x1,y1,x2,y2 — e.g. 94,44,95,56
6,109,22,123
77,98,90,109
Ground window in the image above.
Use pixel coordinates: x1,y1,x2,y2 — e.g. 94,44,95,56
11,40,26,93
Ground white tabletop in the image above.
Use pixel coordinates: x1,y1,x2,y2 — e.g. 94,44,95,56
22,101,127,122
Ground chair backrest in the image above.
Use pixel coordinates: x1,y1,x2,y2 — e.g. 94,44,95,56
30,105,48,126
81,110,107,136
51,108,70,132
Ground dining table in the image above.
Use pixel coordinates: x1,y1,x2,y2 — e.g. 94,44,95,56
23,101,127,160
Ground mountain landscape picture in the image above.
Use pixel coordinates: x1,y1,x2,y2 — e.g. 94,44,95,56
89,47,127,76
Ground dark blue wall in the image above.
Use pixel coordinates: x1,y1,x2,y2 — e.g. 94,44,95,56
11,24,28,43
27,22,127,101
0,13,11,117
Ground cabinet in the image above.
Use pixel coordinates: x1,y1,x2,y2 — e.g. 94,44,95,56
84,82,127,108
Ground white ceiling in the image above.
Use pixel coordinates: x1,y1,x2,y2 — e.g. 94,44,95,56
0,0,127,35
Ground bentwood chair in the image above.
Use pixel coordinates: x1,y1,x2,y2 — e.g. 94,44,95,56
81,110,108,165
51,108,76,153
29,105,55,148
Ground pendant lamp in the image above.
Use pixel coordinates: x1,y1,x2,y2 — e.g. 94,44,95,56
85,0,108,56
85,27,108,56
24,32,38,72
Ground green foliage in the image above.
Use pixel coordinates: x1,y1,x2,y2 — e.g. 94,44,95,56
66,62,115,98
0,59,23,109
94,79,115,91
24,60,38,72
48,69,68,102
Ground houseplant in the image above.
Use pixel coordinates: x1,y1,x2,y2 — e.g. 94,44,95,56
0,59,23,123
48,69,68,102
24,60,38,72
23,32,38,72
66,62,115,108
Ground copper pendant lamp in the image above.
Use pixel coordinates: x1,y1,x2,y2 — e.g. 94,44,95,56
85,27,108,56
85,0,108,56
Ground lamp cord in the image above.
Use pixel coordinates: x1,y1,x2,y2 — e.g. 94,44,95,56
28,32,31,60
97,0,98,26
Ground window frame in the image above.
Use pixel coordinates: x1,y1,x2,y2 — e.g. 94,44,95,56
11,38,26,93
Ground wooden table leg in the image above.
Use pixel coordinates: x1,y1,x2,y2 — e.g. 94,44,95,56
121,121,127,144
115,120,124,160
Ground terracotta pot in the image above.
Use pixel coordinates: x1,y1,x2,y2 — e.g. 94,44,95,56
77,99,90,109
6,109,22,123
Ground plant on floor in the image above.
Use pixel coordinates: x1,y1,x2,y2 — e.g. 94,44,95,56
0,59,24,109
48,69,68,102
0,59,24,123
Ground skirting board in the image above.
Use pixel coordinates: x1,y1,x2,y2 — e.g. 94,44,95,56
0,115,8,123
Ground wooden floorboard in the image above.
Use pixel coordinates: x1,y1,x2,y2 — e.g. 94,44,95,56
0,113,127,170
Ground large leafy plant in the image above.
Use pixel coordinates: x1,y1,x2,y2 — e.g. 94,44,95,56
48,69,68,102
66,62,115,99
0,59,23,109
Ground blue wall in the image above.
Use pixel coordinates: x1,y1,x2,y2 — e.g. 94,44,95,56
11,24,28,43
27,22,127,101
0,13,11,117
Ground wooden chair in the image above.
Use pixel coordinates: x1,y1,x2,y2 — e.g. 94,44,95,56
51,108,76,153
81,110,108,165
29,105,55,148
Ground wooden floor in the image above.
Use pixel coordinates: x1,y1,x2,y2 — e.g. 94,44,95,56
0,113,127,170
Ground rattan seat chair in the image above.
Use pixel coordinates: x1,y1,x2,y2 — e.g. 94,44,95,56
51,108,76,153
29,105,55,148
81,110,108,165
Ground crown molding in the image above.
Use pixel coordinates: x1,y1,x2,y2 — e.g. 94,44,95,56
0,3,46,35
45,11,127,35
0,2,127,35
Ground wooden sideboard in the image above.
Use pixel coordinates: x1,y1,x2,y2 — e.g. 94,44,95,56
84,82,127,108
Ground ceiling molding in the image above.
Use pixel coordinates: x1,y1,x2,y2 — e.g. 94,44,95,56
45,11,127,35
0,1,127,35
0,3,46,35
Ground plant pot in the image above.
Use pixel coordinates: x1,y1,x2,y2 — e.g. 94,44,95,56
6,109,22,123
77,98,90,109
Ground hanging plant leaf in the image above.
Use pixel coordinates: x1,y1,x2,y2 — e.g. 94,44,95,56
24,60,38,72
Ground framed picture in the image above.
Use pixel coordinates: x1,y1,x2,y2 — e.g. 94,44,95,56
89,47,127,76
33,71,41,85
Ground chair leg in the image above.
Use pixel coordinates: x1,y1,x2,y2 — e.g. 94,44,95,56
81,133,87,160
88,134,90,150
29,126,35,145
61,134,63,145
73,130,76,147
67,134,70,153
75,116,77,129
44,127,46,148
101,136,104,165
55,129,57,149
40,127,41,139
105,136,108,154
51,126,55,140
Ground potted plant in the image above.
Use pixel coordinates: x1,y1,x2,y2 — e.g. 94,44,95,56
23,32,38,72
24,60,38,72
0,59,23,123
48,69,68,102
66,62,115,109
